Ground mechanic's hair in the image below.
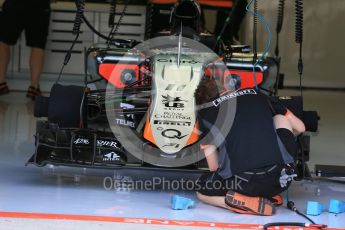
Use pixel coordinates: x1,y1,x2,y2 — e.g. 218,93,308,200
194,79,222,105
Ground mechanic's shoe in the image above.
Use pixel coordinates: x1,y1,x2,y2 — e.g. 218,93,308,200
270,195,283,206
0,82,9,95
225,191,275,216
26,85,42,100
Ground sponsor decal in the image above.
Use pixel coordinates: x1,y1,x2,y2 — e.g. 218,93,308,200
165,84,187,91
103,152,121,161
162,95,187,110
97,140,120,148
117,103,135,128
73,138,120,148
154,112,191,120
212,89,257,107
157,58,199,64
162,143,180,148
116,118,135,128
154,120,191,126
73,138,89,145
164,107,185,111
161,129,187,139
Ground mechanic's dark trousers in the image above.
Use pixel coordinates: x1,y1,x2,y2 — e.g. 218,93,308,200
196,128,297,198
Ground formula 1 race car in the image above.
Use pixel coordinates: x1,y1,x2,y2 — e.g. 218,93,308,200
27,40,317,176
27,0,318,178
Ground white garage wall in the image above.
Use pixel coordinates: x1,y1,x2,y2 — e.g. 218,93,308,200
241,0,345,88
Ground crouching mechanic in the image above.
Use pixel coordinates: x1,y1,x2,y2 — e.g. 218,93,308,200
194,79,305,215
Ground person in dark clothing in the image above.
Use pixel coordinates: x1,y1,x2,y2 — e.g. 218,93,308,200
151,0,223,53
213,0,248,44
147,0,247,45
0,0,52,99
194,79,305,215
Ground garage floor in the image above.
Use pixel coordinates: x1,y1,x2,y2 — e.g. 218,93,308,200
0,89,344,229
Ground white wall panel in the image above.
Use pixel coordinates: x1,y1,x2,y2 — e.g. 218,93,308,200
241,0,345,88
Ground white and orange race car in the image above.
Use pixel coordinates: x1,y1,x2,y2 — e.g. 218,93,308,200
27,39,317,177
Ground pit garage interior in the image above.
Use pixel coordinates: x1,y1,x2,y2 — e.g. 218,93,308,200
0,0,345,229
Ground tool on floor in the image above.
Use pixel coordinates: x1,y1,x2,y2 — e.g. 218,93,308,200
263,222,327,230
329,199,345,214
306,201,325,216
171,195,195,210
264,200,327,230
